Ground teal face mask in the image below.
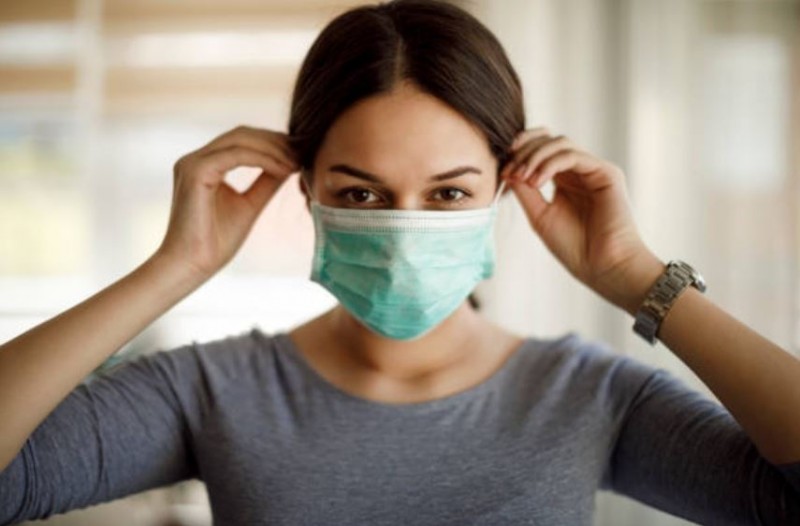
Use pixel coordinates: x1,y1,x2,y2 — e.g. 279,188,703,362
306,178,507,341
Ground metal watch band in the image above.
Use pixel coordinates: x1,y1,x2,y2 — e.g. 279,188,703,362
632,260,706,345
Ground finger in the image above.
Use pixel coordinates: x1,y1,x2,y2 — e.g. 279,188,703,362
530,150,610,191
191,146,295,188
518,136,572,182
502,134,551,179
552,174,591,208
509,178,551,232
510,126,551,150
242,169,288,212
199,126,298,170
550,170,591,194
202,126,295,160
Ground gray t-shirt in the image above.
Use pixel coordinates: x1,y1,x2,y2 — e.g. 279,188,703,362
1,328,799,525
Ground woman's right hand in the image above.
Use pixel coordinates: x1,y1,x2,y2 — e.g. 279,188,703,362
154,126,299,279
0,125,298,472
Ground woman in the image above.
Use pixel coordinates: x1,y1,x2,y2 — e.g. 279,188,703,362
1,1,799,524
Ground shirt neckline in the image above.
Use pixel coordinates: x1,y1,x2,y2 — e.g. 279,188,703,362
270,330,539,413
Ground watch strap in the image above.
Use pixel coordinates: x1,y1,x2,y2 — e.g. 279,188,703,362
632,260,706,345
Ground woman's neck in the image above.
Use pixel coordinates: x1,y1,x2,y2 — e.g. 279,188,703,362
288,301,524,405
325,302,489,382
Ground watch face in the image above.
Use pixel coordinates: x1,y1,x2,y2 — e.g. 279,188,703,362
694,273,707,292
675,260,707,293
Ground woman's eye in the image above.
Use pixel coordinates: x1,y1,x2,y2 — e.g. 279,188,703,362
434,188,469,202
337,187,380,204
334,186,471,206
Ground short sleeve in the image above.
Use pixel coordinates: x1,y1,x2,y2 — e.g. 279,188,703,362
602,365,800,525
0,342,204,525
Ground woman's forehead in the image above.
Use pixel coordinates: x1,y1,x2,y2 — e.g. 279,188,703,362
316,84,495,177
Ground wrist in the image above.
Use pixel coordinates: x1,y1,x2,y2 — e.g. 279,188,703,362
598,252,667,317
146,250,214,291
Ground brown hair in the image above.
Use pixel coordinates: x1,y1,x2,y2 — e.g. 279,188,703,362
288,0,526,310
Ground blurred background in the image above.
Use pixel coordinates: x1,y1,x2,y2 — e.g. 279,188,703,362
0,0,797,525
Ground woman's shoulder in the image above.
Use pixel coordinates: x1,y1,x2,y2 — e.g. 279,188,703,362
511,330,663,405
173,325,281,377
98,326,282,396
519,330,654,372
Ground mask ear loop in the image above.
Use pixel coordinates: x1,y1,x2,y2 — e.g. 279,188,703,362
492,178,507,207
301,172,318,203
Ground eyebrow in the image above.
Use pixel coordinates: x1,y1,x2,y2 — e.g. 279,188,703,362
328,163,482,183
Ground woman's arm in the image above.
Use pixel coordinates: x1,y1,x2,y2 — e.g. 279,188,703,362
0,253,206,471
502,127,800,467
0,333,208,524
620,254,800,466
601,354,800,524
0,125,298,472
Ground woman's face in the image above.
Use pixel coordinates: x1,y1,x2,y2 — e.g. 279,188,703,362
303,82,499,211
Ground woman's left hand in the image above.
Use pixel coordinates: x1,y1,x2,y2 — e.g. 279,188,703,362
501,127,666,315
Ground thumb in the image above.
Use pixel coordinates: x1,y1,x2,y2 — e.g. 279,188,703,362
243,169,290,214
510,180,550,232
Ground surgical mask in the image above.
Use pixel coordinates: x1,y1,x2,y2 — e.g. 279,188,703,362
305,178,507,341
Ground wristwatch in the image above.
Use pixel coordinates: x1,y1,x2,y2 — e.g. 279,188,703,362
633,260,706,345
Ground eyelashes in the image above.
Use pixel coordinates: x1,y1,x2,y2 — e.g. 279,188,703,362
334,186,473,206
335,187,378,204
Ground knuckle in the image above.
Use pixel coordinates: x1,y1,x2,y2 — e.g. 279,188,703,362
553,146,573,158
538,157,554,171
173,156,188,176
550,151,571,164
219,144,240,157
533,142,562,161
607,162,625,178
563,151,578,164
547,137,570,152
